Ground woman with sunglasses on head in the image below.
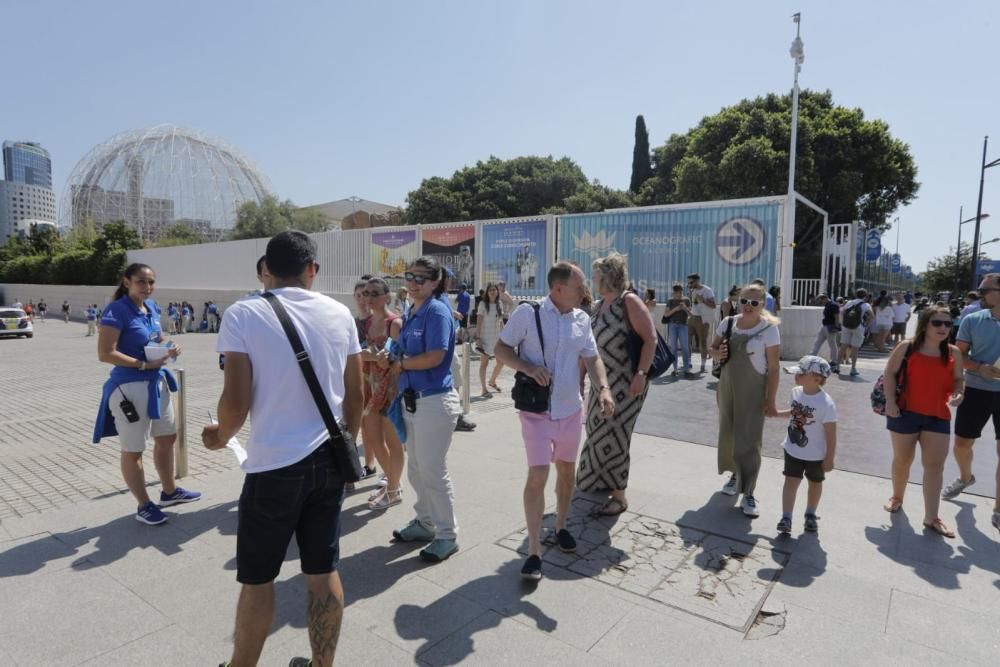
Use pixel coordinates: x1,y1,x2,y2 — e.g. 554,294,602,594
359,278,406,510
710,284,781,517
881,306,964,537
352,279,378,480
378,256,462,562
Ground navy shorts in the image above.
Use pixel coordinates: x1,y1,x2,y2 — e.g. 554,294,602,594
236,441,346,585
886,410,950,435
783,451,825,482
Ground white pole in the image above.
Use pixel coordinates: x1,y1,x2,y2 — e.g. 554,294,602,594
781,14,804,302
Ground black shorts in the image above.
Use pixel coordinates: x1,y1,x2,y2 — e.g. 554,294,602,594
890,322,907,335
783,451,825,482
236,442,346,584
954,386,1000,440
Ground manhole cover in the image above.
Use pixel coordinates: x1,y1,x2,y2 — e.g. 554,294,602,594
496,497,790,632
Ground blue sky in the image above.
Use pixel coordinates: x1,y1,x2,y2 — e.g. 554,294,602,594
2,0,998,272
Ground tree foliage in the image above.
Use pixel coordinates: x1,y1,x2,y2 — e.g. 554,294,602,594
630,115,653,193
0,220,134,285
230,196,329,240
637,90,920,235
405,156,632,224
921,243,981,294
155,222,205,247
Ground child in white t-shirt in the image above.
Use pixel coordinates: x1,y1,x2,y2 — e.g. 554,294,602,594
771,355,838,534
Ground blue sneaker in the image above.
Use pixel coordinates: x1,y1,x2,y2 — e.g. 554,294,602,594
420,538,459,563
136,501,168,525
159,487,202,506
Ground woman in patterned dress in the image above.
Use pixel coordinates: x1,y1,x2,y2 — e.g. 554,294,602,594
475,283,505,397
576,253,658,515
360,278,405,510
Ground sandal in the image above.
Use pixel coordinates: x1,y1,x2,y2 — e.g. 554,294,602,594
369,486,386,503
591,498,629,516
481,390,493,398
489,381,502,392
923,518,956,538
369,488,402,511
883,496,903,513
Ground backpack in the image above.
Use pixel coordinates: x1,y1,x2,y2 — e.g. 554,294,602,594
843,301,863,330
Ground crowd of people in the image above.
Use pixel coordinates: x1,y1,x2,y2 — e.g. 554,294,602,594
83,231,1000,667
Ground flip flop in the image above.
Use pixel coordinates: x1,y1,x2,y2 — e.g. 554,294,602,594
591,498,628,516
489,382,502,392
923,518,956,538
883,496,903,513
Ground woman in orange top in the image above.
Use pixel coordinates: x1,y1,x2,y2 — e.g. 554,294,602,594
882,306,965,537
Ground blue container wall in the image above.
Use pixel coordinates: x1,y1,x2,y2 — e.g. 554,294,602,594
558,203,782,298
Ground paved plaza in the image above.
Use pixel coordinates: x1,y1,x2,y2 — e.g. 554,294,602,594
0,321,998,665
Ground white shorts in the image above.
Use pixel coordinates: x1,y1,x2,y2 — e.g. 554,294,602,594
840,326,865,349
108,378,177,453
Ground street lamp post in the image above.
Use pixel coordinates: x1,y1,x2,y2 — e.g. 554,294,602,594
970,136,1000,288
956,207,990,294
781,13,805,304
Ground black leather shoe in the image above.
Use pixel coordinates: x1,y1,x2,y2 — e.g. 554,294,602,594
455,415,477,431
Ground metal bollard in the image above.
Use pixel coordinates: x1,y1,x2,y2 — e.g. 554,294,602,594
462,341,472,415
175,367,189,478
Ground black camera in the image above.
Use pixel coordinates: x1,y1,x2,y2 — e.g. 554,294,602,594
119,398,140,423
403,388,417,413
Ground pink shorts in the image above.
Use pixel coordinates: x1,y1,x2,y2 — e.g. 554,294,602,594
519,408,583,467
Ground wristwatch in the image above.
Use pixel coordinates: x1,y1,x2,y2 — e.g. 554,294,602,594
637,369,647,377
599,384,610,391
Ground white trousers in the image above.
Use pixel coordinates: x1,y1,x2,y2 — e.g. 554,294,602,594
403,390,461,540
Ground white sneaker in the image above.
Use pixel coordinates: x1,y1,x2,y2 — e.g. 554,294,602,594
721,474,738,496
942,475,975,499
740,495,760,518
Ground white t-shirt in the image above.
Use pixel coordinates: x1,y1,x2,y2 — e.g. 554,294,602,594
891,302,911,323
960,301,982,318
216,287,361,473
782,386,837,461
875,306,894,328
691,285,716,320
840,299,873,328
715,315,781,375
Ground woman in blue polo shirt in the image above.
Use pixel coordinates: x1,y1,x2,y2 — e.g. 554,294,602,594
379,255,462,563
93,263,200,526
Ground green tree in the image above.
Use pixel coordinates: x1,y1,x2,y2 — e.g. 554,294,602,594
230,196,329,240
156,222,204,247
93,221,142,257
630,115,653,193
638,90,919,232
65,218,98,252
921,243,982,294
28,225,63,256
405,156,630,224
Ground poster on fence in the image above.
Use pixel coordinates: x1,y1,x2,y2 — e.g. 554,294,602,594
558,203,781,298
422,225,476,292
371,230,419,282
481,220,548,297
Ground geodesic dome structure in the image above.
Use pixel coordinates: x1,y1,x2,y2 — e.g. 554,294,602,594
61,125,271,243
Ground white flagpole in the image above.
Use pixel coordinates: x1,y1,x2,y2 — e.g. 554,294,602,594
782,13,805,303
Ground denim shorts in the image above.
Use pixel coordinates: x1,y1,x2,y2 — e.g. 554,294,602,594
236,441,346,584
886,410,950,435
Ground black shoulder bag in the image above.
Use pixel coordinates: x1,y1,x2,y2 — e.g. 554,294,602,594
622,295,674,379
711,316,736,379
511,303,551,413
262,291,363,482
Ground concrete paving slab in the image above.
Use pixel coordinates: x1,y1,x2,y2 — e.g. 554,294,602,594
0,565,169,665
0,531,81,585
887,589,1000,665
351,574,490,656
419,610,612,667
76,625,212,667
417,542,634,652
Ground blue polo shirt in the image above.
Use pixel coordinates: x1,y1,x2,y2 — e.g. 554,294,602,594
400,297,455,394
456,291,471,316
86,307,97,321
100,297,163,378
957,308,1000,392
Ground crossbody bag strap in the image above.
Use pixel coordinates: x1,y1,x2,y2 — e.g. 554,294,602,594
532,302,546,368
262,292,345,445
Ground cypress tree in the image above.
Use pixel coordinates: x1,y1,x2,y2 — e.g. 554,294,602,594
630,115,653,193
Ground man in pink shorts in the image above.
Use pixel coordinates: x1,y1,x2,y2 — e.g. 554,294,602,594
495,261,615,581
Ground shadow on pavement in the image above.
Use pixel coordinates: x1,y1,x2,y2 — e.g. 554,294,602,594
864,509,967,589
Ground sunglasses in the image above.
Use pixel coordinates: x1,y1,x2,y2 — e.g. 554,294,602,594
404,272,433,285
739,297,762,308
929,319,953,328
362,290,387,298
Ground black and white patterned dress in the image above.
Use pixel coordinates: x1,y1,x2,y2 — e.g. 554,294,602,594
576,295,649,493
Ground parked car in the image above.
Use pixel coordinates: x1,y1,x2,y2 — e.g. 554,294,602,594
0,308,33,338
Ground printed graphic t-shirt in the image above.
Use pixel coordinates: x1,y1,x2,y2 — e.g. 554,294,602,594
782,386,837,461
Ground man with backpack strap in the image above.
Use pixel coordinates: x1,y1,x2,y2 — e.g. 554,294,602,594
839,288,873,377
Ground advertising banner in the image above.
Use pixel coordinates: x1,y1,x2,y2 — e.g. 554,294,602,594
422,225,476,292
865,229,882,262
371,230,419,282
891,253,901,273
481,220,548,297
558,202,781,298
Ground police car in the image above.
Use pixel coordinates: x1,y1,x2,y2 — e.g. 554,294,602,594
0,308,33,338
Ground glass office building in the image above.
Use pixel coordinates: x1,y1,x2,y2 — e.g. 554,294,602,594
3,141,52,188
